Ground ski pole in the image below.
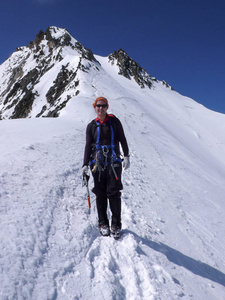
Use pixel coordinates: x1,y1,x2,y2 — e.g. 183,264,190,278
82,174,91,209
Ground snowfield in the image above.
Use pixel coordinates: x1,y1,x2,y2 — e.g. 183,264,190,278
1,63,225,299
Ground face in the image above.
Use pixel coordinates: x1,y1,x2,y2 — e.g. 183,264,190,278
94,100,108,119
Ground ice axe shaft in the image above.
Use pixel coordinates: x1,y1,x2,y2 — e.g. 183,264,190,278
83,174,91,209
86,178,91,209
87,194,91,209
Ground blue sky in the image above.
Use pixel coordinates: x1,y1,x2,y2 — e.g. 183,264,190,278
0,0,224,114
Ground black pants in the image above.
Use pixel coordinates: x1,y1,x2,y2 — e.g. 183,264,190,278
92,162,123,229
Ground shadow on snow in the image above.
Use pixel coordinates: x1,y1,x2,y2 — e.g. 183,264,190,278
123,230,225,287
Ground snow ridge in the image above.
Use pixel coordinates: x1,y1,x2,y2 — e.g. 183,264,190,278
1,98,225,299
0,26,166,120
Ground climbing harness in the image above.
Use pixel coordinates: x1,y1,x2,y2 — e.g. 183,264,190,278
90,117,122,181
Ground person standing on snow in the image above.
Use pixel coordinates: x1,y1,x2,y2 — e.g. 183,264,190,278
82,96,130,238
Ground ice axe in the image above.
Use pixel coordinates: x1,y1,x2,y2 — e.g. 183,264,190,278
82,174,91,209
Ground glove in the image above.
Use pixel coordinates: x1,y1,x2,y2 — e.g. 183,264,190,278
82,165,89,187
82,165,89,177
123,156,130,170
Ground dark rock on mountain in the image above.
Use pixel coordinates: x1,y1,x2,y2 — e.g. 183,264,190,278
108,49,153,88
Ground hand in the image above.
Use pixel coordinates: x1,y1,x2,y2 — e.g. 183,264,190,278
82,165,90,187
123,156,130,170
82,165,89,176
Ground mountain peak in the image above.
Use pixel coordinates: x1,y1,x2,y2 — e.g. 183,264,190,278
0,26,171,119
27,26,76,53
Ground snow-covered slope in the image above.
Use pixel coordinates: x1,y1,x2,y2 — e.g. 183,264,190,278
1,82,225,299
1,27,225,300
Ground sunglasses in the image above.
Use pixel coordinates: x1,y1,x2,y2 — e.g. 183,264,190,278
95,104,107,108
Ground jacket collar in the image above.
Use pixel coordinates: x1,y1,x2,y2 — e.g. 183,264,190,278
96,114,109,124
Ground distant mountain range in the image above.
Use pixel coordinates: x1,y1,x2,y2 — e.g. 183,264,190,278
0,26,172,119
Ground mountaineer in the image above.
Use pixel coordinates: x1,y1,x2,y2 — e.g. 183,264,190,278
82,97,130,239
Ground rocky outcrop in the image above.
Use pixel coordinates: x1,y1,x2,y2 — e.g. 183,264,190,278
108,49,153,88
